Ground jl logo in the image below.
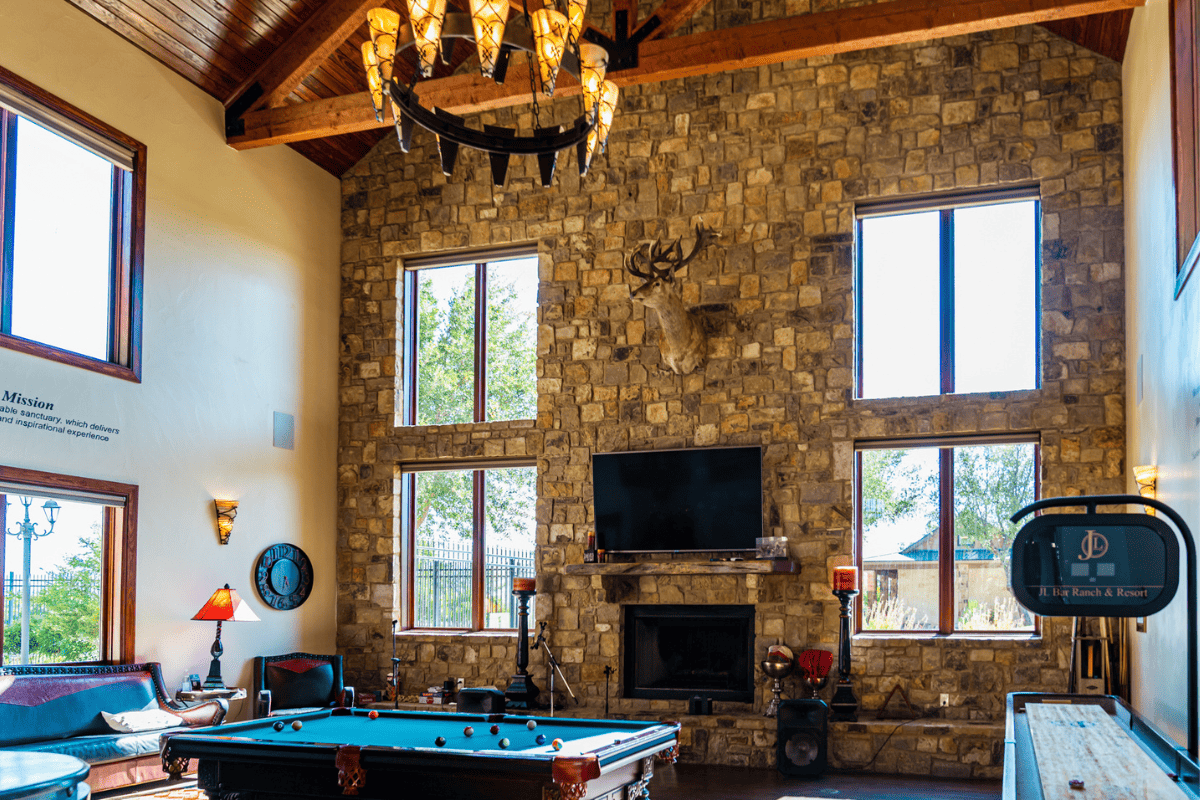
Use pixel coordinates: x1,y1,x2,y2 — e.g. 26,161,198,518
1078,529,1109,561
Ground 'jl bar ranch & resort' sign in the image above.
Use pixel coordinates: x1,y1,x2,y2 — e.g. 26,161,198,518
1011,512,1180,618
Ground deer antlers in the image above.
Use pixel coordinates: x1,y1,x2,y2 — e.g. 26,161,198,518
623,223,719,375
625,224,718,285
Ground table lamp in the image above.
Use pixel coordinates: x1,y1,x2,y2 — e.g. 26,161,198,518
192,583,259,689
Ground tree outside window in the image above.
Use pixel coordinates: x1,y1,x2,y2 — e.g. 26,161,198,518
401,252,538,630
856,439,1038,634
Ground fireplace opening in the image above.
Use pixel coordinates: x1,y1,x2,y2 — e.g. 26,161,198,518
623,604,755,702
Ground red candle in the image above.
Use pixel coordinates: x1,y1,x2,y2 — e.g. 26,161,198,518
833,566,858,592
512,577,537,593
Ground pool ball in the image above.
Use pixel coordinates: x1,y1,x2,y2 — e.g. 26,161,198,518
551,738,563,751
272,721,285,732
498,738,510,749
367,710,379,720
291,720,303,731
490,724,500,735
526,720,537,730
435,736,446,747
463,726,474,737
536,734,546,745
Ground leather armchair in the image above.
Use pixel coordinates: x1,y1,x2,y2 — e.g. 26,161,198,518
251,652,355,718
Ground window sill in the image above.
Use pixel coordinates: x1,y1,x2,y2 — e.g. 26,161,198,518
852,631,1042,643
395,629,518,639
0,333,140,383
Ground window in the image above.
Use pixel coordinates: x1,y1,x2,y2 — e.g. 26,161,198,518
401,249,538,425
855,188,1040,399
0,466,137,664
399,248,539,630
1172,0,1200,295
0,67,145,382
856,437,1038,634
401,461,537,630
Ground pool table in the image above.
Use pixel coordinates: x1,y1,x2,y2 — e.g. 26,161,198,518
160,708,679,800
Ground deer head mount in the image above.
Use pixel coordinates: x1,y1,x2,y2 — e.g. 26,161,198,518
625,224,719,375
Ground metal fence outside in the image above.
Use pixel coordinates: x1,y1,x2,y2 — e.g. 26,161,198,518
3,570,101,664
414,540,535,629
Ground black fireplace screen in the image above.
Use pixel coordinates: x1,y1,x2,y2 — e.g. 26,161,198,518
623,604,755,702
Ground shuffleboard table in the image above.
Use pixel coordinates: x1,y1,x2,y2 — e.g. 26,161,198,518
160,707,679,800
1004,693,1200,800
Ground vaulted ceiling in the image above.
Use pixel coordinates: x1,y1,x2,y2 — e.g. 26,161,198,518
61,0,1139,176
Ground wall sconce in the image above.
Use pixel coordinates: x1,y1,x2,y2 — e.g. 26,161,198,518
1133,465,1158,516
214,500,239,544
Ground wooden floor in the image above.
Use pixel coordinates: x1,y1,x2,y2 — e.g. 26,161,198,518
650,764,1002,800
98,765,1002,800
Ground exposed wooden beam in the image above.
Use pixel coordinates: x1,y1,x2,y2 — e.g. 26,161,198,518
634,0,712,41
228,0,1145,149
225,0,379,113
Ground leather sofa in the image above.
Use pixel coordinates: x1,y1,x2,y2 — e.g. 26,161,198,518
0,662,226,791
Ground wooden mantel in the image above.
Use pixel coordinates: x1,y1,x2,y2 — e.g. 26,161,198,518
563,560,798,575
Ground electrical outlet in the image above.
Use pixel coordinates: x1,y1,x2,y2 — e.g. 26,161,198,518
940,693,950,707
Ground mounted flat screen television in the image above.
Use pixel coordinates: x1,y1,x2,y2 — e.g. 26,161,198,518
592,446,764,553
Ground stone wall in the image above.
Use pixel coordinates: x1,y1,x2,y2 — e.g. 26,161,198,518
337,22,1125,764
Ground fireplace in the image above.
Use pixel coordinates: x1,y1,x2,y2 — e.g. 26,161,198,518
623,605,755,702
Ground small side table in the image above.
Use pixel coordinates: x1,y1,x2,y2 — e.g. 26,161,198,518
175,687,246,723
176,687,246,703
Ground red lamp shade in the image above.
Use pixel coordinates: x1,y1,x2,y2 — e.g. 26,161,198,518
192,584,260,622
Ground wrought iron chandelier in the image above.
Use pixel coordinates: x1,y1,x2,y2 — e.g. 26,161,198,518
362,1,619,187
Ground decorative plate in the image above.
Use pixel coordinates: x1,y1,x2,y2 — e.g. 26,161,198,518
254,543,313,610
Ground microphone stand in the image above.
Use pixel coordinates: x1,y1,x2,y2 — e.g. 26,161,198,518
533,623,576,716
391,619,400,710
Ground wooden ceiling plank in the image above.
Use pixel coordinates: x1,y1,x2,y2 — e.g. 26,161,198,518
110,0,258,81
634,0,711,41
229,0,1145,149
225,0,379,111
149,0,266,56
136,0,272,78
1038,9,1133,61
65,0,229,95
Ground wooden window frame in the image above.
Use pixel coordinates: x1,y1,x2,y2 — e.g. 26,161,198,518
0,465,137,664
1172,0,1200,297
400,246,537,427
854,186,1042,399
853,435,1041,637
399,458,536,632
0,66,145,383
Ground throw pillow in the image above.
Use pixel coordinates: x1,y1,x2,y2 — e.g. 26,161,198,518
101,708,184,732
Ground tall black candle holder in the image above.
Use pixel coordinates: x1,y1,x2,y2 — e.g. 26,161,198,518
829,587,859,721
504,584,540,709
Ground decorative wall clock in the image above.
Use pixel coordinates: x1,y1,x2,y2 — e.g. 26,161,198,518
254,543,313,610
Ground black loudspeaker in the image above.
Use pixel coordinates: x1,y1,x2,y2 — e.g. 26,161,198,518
776,699,828,776
456,687,506,713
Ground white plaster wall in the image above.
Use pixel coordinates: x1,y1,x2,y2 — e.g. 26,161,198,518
0,0,341,703
1124,0,1200,745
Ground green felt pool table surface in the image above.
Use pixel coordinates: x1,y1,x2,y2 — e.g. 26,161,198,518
160,708,680,800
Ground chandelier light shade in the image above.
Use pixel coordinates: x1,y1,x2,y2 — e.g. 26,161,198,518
468,0,509,78
584,79,619,171
566,0,587,48
579,43,608,121
361,42,385,121
407,0,448,77
531,8,569,96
